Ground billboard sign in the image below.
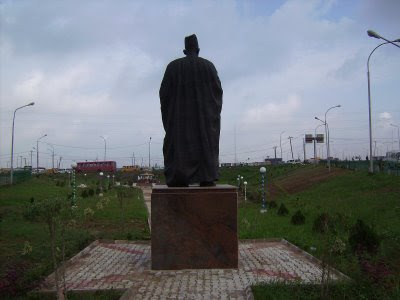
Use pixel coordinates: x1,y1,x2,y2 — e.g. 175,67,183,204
305,134,314,143
316,134,324,143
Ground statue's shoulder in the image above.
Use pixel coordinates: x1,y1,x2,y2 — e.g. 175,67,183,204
167,57,185,68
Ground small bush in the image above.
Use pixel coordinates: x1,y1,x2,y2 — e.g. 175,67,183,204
248,190,261,202
277,203,289,216
81,189,88,198
29,197,35,204
312,213,335,234
291,210,305,225
88,188,94,197
349,219,380,255
95,187,101,195
268,200,277,208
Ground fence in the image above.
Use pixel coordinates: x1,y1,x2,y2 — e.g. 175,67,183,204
0,170,32,186
330,160,400,176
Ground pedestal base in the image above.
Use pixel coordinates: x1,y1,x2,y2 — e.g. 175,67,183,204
151,185,238,270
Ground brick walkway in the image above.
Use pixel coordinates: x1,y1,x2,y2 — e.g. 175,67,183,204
40,239,347,299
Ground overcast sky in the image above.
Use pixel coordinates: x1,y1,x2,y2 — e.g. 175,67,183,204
1,0,399,169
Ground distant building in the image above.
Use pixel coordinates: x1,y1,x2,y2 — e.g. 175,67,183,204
75,161,117,173
264,158,283,165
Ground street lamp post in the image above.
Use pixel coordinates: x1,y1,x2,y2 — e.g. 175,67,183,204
390,124,400,151
99,172,104,194
148,137,152,169
100,136,106,161
10,102,35,184
323,105,341,172
314,123,325,164
260,167,267,213
71,162,77,205
367,30,400,173
37,134,47,174
244,181,247,202
280,131,285,161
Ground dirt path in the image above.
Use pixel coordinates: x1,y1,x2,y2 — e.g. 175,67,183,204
268,167,346,198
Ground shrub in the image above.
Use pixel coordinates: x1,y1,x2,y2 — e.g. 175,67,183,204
84,207,95,219
268,200,277,208
248,190,261,202
312,213,335,234
81,189,88,198
29,197,35,204
349,219,380,255
277,203,289,216
88,188,94,197
95,187,101,195
291,210,305,225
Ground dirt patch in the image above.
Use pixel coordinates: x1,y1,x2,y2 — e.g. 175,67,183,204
268,167,347,198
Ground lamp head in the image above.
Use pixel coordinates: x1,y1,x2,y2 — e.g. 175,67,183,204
394,39,400,43
29,102,35,106
260,167,266,174
367,30,381,39
71,162,77,168
336,104,341,108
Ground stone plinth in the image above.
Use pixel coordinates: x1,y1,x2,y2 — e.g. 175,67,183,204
151,184,238,270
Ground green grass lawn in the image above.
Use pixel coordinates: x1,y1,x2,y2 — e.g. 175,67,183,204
0,174,149,299
220,165,400,299
2,166,399,299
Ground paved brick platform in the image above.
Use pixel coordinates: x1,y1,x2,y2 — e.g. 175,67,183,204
39,239,347,299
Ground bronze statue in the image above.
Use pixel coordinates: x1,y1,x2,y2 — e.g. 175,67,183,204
160,34,223,187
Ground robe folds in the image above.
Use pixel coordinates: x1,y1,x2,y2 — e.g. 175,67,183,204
160,55,223,186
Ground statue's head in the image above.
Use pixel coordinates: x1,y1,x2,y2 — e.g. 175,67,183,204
183,34,200,56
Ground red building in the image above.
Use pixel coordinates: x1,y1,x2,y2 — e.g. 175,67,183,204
75,161,117,173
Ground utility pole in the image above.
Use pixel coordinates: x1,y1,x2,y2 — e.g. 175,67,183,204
148,137,152,169
30,150,33,167
280,131,285,160
288,136,294,160
273,146,277,159
19,156,23,168
303,138,306,162
58,157,62,169
100,136,106,161
37,134,47,173
234,125,237,166
133,152,135,166
24,157,27,167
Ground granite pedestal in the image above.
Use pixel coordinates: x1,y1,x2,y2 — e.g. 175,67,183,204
151,185,238,270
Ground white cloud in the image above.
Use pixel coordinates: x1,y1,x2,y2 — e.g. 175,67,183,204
242,94,301,127
379,112,392,120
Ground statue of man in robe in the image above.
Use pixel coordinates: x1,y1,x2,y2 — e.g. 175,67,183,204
160,34,223,187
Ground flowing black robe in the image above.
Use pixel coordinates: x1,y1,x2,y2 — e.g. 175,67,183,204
160,54,223,186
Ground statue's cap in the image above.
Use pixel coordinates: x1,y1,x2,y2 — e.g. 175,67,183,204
184,34,199,50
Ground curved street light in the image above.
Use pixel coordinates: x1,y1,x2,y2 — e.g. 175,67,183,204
324,105,341,172
367,30,400,173
314,123,325,164
10,102,35,184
